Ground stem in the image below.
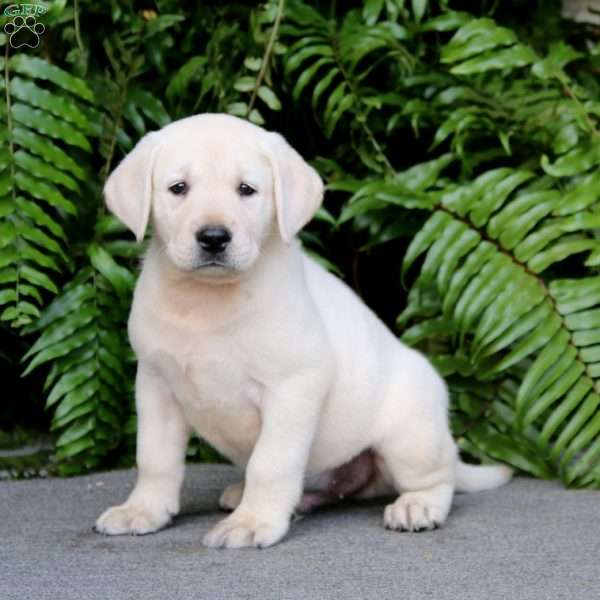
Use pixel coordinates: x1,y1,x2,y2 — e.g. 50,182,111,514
246,0,285,117
5,45,15,203
4,43,21,312
73,0,84,53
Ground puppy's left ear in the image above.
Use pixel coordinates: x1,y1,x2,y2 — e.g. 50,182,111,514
104,131,161,242
262,131,324,244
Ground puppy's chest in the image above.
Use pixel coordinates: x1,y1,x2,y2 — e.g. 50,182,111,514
147,333,263,464
187,350,260,407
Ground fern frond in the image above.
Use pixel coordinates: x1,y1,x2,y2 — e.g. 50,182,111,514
1,52,93,329
400,165,600,487
23,231,136,475
283,2,413,162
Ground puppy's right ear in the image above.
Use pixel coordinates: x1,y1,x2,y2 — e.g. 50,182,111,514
104,132,161,242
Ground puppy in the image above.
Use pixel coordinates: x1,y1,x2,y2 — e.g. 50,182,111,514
95,114,512,548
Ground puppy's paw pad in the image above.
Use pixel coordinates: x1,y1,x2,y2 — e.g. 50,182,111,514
203,512,288,549
95,503,171,536
218,481,244,512
383,492,445,532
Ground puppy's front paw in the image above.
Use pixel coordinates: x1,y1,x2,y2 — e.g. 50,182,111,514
203,510,289,549
218,481,244,512
383,491,447,532
95,502,173,536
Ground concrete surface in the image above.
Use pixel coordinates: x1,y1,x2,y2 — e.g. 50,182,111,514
1,464,599,600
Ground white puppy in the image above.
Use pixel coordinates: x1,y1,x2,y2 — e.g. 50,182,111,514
95,114,511,548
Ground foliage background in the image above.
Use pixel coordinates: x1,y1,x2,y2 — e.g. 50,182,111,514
2,0,600,486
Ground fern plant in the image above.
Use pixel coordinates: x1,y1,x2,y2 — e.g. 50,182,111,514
4,0,600,485
397,15,600,488
22,237,135,474
13,10,177,474
276,3,600,487
399,166,600,486
0,52,93,328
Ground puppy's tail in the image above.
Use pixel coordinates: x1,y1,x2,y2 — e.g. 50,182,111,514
455,461,513,493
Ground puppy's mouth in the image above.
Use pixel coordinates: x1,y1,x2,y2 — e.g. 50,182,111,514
197,260,229,268
190,256,240,276
194,258,235,270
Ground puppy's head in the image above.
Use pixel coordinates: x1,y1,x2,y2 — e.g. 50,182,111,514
104,114,323,282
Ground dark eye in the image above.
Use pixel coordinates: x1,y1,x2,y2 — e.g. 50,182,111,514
169,181,188,195
238,183,256,197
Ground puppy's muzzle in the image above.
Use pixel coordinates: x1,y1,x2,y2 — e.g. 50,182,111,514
195,226,232,255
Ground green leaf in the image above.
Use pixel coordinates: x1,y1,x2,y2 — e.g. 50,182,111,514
15,172,77,215
46,362,97,408
24,280,94,333
13,126,86,180
88,243,134,298
442,19,517,63
166,56,207,102
128,89,170,127
12,103,92,152
292,57,332,101
52,399,96,431
55,417,95,448
421,11,471,32
54,435,95,461
257,86,282,111
532,42,582,80
541,144,600,177
23,316,98,375
244,57,262,71
234,76,256,92
312,68,339,109
412,0,427,22
286,44,333,74
402,211,451,276
16,196,66,240
10,55,94,101
465,423,552,478
14,150,79,192
400,153,454,192
20,264,58,294
527,238,599,273
449,45,537,75
10,77,91,131
363,0,384,25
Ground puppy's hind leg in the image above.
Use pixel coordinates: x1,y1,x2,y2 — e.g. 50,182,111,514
375,355,457,532
219,481,244,512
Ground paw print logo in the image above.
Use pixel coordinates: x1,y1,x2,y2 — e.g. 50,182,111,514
4,15,45,49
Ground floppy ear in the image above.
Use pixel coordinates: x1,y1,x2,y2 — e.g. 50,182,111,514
262,131,324,244
103,132,161,242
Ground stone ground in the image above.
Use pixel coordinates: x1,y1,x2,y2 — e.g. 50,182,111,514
1,464,599,600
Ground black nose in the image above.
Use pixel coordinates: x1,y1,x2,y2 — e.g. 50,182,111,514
195,226,232,254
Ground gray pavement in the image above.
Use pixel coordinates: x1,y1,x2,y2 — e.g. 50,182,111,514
1,464,599,600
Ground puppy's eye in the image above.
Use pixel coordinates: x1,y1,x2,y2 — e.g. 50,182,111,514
169,181,188,196
238,183,256,197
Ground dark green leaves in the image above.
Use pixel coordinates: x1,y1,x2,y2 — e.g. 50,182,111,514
442,18,537,74
1,54,93,329
23,263,134,475
5,0,600,487
400,166,600,488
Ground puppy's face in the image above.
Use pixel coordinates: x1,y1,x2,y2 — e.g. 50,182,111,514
151,134,275,280
104,114,324,284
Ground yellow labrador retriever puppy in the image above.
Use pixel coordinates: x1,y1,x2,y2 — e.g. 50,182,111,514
95,113,511,548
